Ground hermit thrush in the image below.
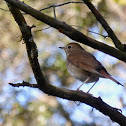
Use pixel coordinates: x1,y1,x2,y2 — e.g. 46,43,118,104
59,43,123,92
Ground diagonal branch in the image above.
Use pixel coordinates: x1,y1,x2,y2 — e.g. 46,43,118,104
6,2,126,125
4,0,126,62
83,0,125,51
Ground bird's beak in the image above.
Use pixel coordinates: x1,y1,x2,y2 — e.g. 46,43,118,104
59,47,65,50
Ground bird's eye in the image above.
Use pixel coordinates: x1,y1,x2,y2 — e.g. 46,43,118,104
68,46,71,49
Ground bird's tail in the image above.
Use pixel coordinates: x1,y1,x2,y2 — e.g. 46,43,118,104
100,70,123,86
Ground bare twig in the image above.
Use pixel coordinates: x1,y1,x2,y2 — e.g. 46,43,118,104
33,26,51,32
0,8,9,12
71,25,108,38
53,6,56,19
9,81,38,88
16,26,51,42
39,1,84,11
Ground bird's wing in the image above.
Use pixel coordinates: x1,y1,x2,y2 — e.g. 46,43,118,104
67,52,108,76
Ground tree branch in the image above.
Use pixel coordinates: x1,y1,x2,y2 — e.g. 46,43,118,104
9,81,38,88
6,2,126,125
83,0,125,51
4,0,126,62
39,1,84,11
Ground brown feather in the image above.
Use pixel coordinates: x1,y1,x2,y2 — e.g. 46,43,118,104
100,70,123,86
67,52,103,76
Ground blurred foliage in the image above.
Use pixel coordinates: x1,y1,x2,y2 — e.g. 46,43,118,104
0,0,126,126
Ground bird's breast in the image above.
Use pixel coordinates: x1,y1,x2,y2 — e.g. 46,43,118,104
66,60,99,83
66,60,89,82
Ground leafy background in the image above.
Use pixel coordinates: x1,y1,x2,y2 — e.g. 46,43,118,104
0,0,126,126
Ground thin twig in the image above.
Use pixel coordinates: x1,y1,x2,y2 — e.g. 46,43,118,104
9,81,38,88
33,26,51,33
39,1,84,11
71,25,108,38
53,6,56,19
0,8,9,12
16,26,51,42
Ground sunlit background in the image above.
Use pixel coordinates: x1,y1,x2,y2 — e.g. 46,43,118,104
0,0,126,126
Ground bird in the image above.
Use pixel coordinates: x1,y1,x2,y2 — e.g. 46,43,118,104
59,42,123,92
